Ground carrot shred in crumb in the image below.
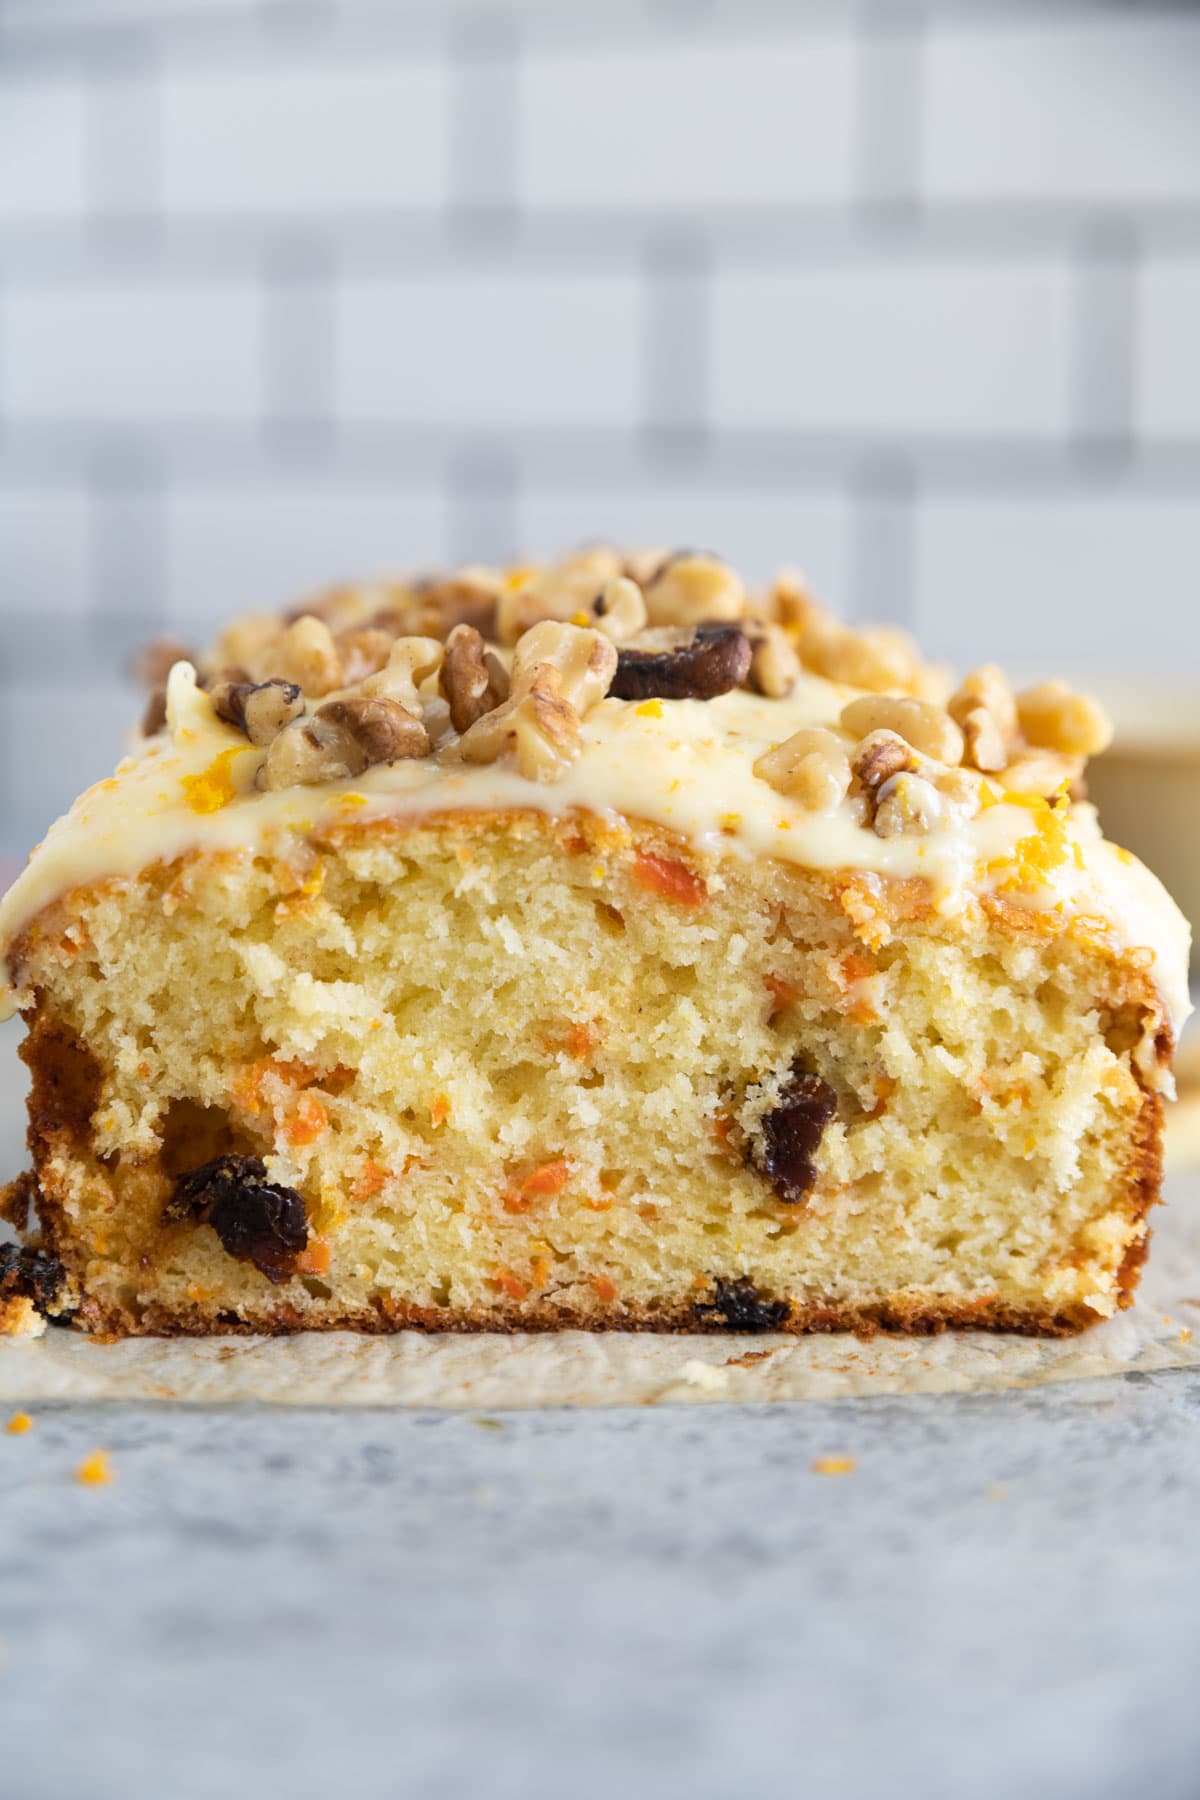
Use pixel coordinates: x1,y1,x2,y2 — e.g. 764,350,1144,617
282,1092,328,1146
491,1269,529,1301
633,850,707,909
591,1274,617,1303
430,1093,451,1126
296,1239,331,1276
530,1254,551,1290
504,1160,570,1212
764,972,799,1018
352,1158,390,1200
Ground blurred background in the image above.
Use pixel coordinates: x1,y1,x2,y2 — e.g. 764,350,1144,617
1,0,1199,858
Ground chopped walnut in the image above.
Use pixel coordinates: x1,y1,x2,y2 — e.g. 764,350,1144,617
765,570,824,637
360,635,445,712
948,664,1018,746
589,575,647,643
334,627,397,686
850,729,915,796
753,727,851,811
960,705,1007,773
840,694,963,765
458,664,581,782
211,612,287,683
746,620,801,698
141,687,168,737
797,614,918,693
496,547,625,645
261,695,428,789
642,551,746,628
439,623,510,733
1016,680,1113,758
275,614,344,697
210,677,305,747
872,772,945,838
511,620,618,715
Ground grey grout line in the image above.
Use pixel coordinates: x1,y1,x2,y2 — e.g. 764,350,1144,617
1069,217,1140,462
639,226,711,451
854,0,924,221
88,456,168,628
448,8,521,237
261,239,336,445
446,443,521,567
847,454,917,627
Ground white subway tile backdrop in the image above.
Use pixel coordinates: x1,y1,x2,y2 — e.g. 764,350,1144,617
0,0,1199,848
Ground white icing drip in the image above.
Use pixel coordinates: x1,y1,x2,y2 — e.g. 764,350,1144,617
0,666,1191,1037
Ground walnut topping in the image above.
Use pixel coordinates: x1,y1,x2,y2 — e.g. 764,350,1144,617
360,636,445,712
439,623,510,733
1016,680,1113,758
589,575,647,643
840,694,963,765
872,771,945,838
511,619,618,715
458,664,581,782
850,729,915,796
797,614,918,693
611,625,752,702
261,695,428,789
948,664,1018,746
997,749,1084,798
210,677,305,747
141,688,168,737
642,552,746,628
276,614,344,697
496,547,626,645
960,705,1007,773
334,627,396,686
745,620,801,698
753,728,851,811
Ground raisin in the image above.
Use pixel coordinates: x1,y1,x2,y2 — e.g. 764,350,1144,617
611,625,752,702
166,1154,308,1284
0,1244,67,1315
696,1277,789,1332
752,1070,838,1205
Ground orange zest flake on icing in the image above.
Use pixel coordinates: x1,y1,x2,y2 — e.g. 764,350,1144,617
295,1239,331,1276
985,791,1073,891
503,564,537,591
570,611,591,628
282,1092,328,1146
335,792,368,811
430,1092,451,1127
180,745,243,814
633,850,707,909
635,699,664,719
591,1273,617,1303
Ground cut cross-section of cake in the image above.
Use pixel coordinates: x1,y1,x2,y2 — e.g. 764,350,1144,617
0,548,1189,1338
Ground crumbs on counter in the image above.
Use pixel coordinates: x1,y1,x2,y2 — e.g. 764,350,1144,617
75,1449,113,1486
812,1455,857,1476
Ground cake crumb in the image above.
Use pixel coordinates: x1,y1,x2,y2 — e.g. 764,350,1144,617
812,1455,856,1476
5,1411,32,1435
75,1449,112,1487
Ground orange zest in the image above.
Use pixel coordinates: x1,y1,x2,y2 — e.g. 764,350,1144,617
633,850,707,909
180,746,242,814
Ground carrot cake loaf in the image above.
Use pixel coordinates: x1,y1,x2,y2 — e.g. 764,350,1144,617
0,547,1189,1338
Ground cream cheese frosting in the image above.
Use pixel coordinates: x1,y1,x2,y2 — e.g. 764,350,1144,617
0,660,1190,1037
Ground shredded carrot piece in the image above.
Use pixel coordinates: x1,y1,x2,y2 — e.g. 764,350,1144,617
430,1093,451,1127
530,1254,551,1290
503,1159,571,1213
764,972,798,1018
352,1158,390,1200
633,850,706,909
591,1274,617,1303
491,1269,529,1301
296,1239,331,1276
283,1092,328,1146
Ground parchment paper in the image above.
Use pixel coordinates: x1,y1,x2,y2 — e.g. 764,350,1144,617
3,1034,1200,1407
